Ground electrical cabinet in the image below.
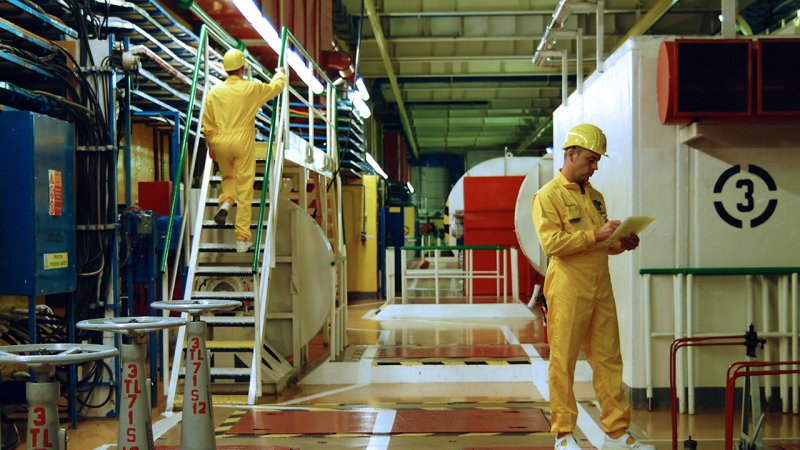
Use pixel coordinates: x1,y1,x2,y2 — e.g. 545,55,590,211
0,110,75,295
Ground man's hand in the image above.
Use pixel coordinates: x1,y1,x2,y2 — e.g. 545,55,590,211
619,233,640,251
594,220,621,242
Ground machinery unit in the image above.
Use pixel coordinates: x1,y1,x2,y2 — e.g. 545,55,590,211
0,110,75,295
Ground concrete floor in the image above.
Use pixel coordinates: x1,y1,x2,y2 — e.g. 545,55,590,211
9,299,800,449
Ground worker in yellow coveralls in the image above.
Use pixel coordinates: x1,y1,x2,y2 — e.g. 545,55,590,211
202,48,286,252
532,124,654,450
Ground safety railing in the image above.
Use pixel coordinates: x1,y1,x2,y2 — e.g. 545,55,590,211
641,267,800,417
398,245,520,304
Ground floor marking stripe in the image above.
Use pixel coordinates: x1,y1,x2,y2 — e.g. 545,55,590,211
372,410,397,434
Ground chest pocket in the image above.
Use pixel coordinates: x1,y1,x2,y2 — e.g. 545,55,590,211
564,203,582,226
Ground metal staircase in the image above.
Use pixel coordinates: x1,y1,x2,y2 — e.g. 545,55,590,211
156,20,344,409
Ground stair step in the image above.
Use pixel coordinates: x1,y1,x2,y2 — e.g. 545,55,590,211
211,175,264,184
200,315,255,326
198,243,266,253
201,220,268,230
174,394,248,408
206,340,254,351
195,266,252,276
191,291,254,301
206,198,267,207
179,367,251,381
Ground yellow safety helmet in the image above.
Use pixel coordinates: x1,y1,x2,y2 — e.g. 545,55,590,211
223,48,246,72
562,123,607,157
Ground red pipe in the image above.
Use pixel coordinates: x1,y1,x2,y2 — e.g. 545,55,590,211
724,361,800,450
669,336,744,450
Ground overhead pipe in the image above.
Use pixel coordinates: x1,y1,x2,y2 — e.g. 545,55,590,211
531,0,571,66
364,0,420,159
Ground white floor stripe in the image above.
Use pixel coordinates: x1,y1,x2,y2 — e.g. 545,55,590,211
577,402,605,448
152,411,182,440
501,325,520,345
521,343,605,448
371,410,397,433
278,383,365,406
368,434,391,448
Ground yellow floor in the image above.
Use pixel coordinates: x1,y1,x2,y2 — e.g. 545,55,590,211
9,299,800,449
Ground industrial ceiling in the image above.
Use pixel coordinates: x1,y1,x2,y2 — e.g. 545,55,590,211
335,0,800,157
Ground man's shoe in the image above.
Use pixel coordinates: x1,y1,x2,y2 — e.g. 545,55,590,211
555,434,582,450
214,201,231,226
235,240,253,253
603,432,655,450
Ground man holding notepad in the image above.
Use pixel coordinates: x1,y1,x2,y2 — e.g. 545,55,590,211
532,124,654,450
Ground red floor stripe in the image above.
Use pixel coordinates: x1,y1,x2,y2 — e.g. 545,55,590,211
392,408,549,433
227,410,378,435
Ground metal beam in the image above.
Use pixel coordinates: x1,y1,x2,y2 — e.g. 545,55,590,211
611,0,681,53
364,0,419,159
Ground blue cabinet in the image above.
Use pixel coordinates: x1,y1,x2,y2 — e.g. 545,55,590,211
0,110,75,295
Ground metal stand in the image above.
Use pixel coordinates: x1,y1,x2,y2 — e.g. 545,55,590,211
77,317,186,450
151,300,241,450
739,325,767,450
0,343,118,450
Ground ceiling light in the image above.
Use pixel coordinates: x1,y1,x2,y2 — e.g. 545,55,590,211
365,152,388,179
349,88,371,119
406,181,415,194
232,0,324,94
355,77,370,101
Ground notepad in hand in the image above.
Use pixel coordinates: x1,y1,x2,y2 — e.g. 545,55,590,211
608,216,655,243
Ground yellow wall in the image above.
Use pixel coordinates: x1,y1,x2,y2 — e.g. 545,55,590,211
342,175,378,295
117,123,168,204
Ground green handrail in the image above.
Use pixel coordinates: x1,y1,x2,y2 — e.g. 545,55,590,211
639,267,800,276
400,245,511,251
160,24,208,272
251,28,289,273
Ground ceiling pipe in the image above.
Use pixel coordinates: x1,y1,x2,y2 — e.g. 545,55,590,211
364,0,419,159
532,0,571,66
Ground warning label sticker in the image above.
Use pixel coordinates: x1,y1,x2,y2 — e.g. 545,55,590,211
44,253,68,270
49,170,63,217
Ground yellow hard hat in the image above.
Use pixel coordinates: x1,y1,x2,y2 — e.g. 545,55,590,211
223,49,246,72
562,124,607,157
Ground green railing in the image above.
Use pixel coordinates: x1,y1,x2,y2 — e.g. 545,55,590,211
251,28,288,273
640,267,800,276
160,24,208,272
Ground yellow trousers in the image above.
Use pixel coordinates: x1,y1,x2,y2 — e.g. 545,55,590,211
209,129,255,242
546,259,630,435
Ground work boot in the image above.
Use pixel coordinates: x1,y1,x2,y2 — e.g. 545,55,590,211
214,202,230,226
235,240,253,253
603,432,655,450
555,434,582,450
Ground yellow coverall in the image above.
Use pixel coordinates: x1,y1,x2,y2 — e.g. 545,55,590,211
531,170,630,435
202,74,285,242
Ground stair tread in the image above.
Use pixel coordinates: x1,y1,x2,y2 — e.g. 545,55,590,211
211,175,264,183
200,315,255,325
191,291,254,299
199,243,266,252
201,220,268,229
195,266,253,275
206,340,254,350
179,367,251,378
206,198,266,206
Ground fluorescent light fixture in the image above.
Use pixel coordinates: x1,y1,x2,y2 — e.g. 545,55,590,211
287,50,325,94
348,88,371,119
546,146,553,154
232,0,324,95
355,77,370,100
406,181,414,194
365,152,388,179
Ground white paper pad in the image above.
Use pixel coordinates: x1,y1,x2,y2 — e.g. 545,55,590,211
608,216,654,242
